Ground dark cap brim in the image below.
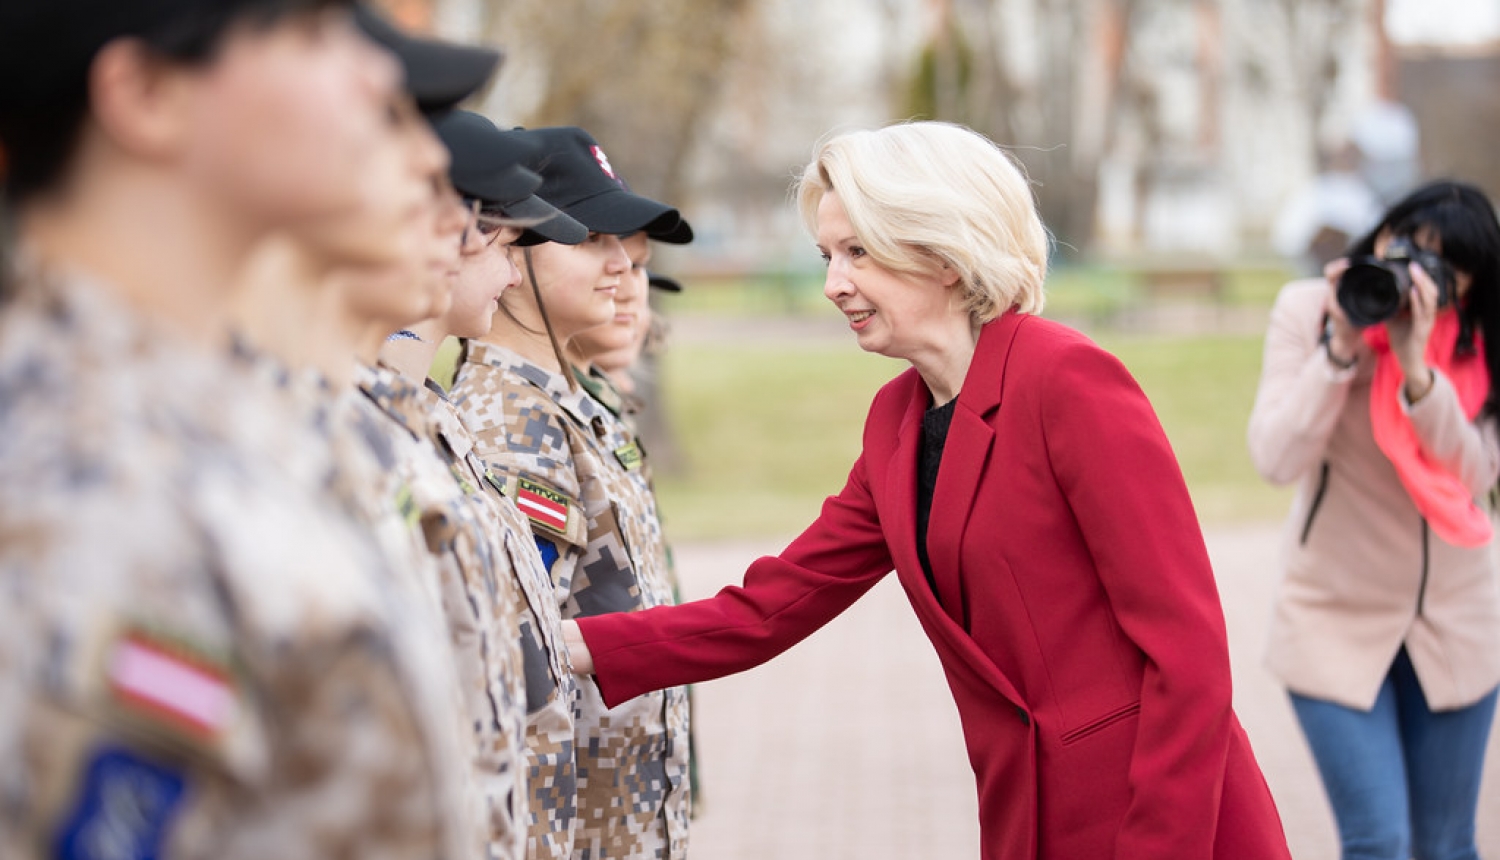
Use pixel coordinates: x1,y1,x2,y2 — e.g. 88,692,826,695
457,163,541,208
648,273,683,292
354,5,499,114
504,194,588,245
562,188,693,242
652,215,694,244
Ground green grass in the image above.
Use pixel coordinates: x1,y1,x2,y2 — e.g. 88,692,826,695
654,343,899,540
654,326,1294,541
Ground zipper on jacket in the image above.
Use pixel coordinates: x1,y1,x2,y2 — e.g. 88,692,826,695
1417,518,1430,616
1300,461,1331,546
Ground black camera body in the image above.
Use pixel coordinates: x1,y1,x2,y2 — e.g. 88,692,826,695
1336,236,1455,327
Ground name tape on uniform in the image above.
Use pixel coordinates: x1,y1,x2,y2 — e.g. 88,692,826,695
613,442,643,472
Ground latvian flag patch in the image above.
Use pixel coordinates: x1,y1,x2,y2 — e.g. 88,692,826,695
515,477,571,535
107,630,235,740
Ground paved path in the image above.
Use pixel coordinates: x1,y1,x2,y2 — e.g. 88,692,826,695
670,523,1500,859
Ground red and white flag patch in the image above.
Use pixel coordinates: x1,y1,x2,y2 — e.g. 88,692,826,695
516,477,570,534
591,145,617,180
108,631,234,739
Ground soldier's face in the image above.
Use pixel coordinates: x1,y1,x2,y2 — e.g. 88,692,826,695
277,97,436,271
336,115,459,331
174,8,403,231
446,226,523,339
572,231,650,369
522,233,630,344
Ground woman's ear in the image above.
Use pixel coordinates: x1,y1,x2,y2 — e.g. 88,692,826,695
938,259,961,288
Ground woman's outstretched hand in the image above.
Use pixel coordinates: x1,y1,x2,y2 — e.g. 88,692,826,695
562,620,594,675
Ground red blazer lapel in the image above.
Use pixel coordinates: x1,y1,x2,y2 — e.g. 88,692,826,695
882,376,927,590
927,312,1030,630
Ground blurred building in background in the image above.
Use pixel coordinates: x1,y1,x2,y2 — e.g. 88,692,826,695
383,0,1500,274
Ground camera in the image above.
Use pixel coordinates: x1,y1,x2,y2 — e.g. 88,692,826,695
1336,236,1454,327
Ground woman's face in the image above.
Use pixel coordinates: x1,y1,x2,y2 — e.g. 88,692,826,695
513,232,630,343
445,220,524,338
180,7,403,230
572,231,650,367
816,190,962,362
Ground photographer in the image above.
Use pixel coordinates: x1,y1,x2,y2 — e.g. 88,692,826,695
1249,180,1500,860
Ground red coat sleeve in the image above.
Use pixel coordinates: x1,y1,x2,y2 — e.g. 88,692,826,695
1039,336,1234,858
578,449,895,708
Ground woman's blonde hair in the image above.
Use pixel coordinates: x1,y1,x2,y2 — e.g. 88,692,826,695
796,121,1049,321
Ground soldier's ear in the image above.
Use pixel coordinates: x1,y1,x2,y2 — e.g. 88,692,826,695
88,39,198,161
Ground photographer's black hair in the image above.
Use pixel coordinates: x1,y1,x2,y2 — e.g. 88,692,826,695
1348,180,1500,415
0,0,344,208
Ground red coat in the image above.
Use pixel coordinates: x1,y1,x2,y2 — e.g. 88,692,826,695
579,312,1291,859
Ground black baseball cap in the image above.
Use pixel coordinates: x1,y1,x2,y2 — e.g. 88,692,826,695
0,0,350,114
432,110,587,246
522,126,694,245
353,5,499,115
648,273,684,293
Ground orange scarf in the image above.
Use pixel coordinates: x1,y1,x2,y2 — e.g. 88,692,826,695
1363,312,1493,547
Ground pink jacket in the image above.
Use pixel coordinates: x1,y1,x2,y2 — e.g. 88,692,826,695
1248,278,1500,710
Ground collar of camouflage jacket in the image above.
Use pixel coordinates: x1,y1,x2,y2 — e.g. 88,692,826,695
463,341,611,434
354,362,432,444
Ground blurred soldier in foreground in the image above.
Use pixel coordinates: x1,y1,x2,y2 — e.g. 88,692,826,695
231,11,549,855
0,1,482,857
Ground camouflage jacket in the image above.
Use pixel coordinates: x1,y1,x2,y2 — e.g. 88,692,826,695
353,362,541,860
414,374,582,860
0,272,477,860
451,342,690,860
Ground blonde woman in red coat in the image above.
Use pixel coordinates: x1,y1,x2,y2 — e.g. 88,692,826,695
562,121,1292,860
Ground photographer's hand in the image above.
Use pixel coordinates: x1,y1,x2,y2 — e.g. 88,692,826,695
1389,262,1438,402
1322,258,1363,367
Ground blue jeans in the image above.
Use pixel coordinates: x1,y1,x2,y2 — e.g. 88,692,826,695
1290,648,1498,860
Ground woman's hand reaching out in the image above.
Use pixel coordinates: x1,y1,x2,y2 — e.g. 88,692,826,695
563,620,594,675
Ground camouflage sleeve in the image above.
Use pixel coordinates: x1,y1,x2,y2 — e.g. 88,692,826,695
210,624,454,860
2,485,474,860
457,371,589,612
195,468,480,860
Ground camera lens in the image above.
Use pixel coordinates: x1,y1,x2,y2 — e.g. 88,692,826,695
1337,262,1404,327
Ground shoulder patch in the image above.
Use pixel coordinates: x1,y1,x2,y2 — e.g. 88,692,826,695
107,628,235,740
515,477,572,538
54,746,188,860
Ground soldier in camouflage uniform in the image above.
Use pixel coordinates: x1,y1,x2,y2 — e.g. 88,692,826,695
228,18,547,857
570,237,705,812
352,362,532,860
381,109,591,860
450,126,694,860
0,2,481,857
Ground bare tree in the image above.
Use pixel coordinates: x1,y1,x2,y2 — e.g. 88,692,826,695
478,0,758,205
